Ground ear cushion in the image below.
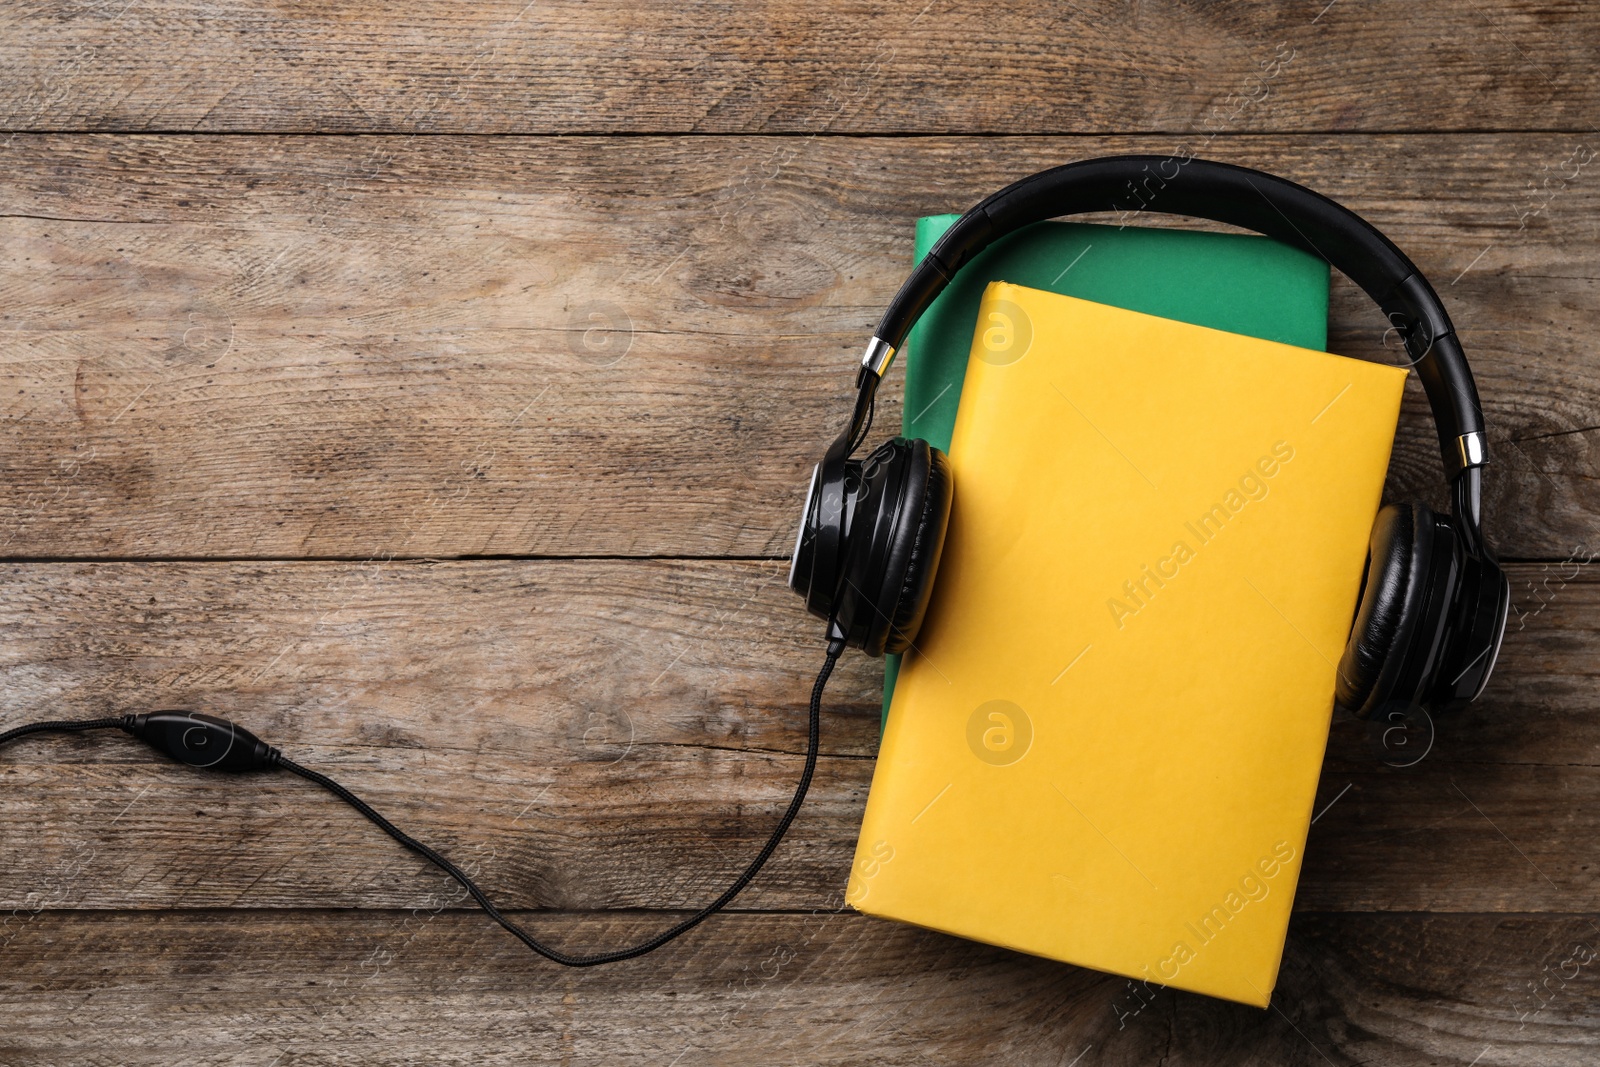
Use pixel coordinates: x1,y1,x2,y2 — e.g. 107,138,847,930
880,442,953,655
832,438,953,656
833,439,917,655
1336,501,1434,717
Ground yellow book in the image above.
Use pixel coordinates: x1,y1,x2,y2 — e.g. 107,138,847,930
848,282,1406,1007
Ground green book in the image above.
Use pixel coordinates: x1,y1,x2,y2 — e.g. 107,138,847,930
882,216,1331,728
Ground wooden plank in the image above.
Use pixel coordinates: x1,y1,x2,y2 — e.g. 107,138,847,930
0,559,1594,913
2,133,1597,559
2,908,1598,1065
1,1,1596,135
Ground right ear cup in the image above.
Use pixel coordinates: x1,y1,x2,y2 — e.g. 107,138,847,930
833,438,953,657
1336,501,1458,717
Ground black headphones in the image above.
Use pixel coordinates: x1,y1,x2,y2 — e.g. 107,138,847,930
789,155,1511,719
0,155,1516,974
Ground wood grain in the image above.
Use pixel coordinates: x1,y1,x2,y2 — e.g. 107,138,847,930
3,3,1597,1058
3,908,1598,1066
2,134,1597,560
0,559,1593,913
2,1,1596,135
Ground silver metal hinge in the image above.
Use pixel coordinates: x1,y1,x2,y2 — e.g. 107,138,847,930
1458,431,1488,468
860,337,896,376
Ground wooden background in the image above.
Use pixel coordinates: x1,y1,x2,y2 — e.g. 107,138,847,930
1,2,1597,1063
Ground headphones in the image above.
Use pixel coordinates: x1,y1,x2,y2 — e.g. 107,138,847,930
789,155,1511,719
0,155,1515,975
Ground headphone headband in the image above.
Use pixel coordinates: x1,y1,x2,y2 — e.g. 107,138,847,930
861,156,1488,495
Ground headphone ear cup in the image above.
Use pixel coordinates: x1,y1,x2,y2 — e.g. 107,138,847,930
1336,502,1434,717
835,438,953,657
881,441,953,655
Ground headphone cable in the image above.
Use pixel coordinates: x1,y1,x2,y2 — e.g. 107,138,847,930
0,640,845,966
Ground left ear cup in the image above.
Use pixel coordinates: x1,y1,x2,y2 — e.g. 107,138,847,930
880,441,952,655
833,438,953,656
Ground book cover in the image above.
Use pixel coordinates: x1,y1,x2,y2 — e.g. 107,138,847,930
850,282,1405,1007
884,218,1331,723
